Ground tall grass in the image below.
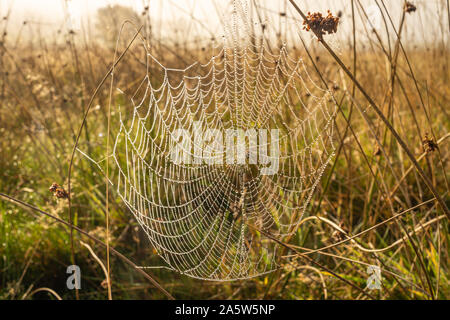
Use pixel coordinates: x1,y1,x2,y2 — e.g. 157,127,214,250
0,0,448,299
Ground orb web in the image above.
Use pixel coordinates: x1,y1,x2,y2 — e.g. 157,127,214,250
82,0,337,281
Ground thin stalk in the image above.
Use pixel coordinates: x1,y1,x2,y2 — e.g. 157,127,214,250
67,23,143,300
0,192,174,300
288,0,449,219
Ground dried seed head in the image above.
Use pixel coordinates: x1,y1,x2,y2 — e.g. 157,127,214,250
303,10,340,41
422,133,438,153
55,189,69,199
331,221,348,242
49,183,69,199
101,279,109,289
374,146,382,156
331,230,345,242
49,183,59,192
405,2,416,13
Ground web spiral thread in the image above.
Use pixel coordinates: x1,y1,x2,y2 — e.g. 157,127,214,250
82,0,337,281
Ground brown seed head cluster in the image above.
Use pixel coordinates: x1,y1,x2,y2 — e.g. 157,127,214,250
303,10,340,40
404,2,416,13
331,221,348,242
49,182,69,199
374,146,382,156
422,133,438,153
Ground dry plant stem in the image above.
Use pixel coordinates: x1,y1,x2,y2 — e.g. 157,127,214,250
436,219,441,299
448,0,450,32
67,23,143,300
80,241,109,288
379,0,450,193
356,1,444,199
12,240,42,299
356,0,390,58
390,133,450,197
103,22,125,304
299,3,427,212
345,89,438,298
296,34,380,219
288,0,449,220
283,245,432,297
250,225,377,300
0,192,175,300
64,2,83,301
24,287,63,300
298,198,436,255
349,0,357,231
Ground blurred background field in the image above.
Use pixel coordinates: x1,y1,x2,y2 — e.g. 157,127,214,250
0,0,448,299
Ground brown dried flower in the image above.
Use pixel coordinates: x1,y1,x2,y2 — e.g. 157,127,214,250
404,2,416,13
331,230,345,242
303,10,340,40
49,183,58,192
374,146,382,156
101,279,109,289
331,221,348,242
422,133,438,153
49,182,69,199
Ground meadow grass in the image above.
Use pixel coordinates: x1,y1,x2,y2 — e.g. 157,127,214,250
0,1,448,299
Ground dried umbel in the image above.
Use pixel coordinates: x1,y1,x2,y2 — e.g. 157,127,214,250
422,133,438,153
49,183,69,199
303,10,340,40
331,221,348,242
374,146,382,157
404,2,417,13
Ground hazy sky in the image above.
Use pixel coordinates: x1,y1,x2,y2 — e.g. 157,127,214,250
1,0,448,46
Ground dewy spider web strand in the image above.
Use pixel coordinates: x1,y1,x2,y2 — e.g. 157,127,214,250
81,0,337,281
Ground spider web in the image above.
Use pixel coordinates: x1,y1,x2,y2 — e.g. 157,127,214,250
81,0,337,281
